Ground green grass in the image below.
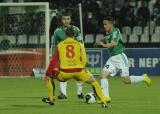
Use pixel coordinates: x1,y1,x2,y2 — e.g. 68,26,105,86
0,76,160,114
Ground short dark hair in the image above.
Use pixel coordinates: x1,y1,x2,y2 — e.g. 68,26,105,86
103,16,114,22
61,9,72,17
60,10,72,22
62,12,72,17
103,16,115,25
65,26,74,37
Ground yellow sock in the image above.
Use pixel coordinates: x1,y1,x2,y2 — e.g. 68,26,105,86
90,80,106,103
46,77,55,101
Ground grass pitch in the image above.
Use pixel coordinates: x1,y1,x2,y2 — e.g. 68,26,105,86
0,76,160,114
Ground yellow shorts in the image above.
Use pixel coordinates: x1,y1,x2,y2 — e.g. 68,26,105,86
56,69,91,82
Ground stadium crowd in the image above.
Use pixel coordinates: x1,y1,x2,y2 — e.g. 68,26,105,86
48,0,160,34
0,0,159,48
48,0,160,48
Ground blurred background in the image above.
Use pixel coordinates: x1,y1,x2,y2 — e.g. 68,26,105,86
0,0,160,48
0,0,160,76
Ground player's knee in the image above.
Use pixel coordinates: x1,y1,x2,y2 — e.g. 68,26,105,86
122,76,131,84
88,76,95,82
86,75,98,85
100,71,110,79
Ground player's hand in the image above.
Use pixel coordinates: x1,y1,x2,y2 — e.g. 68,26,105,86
94,42,101,47
94,42,105,47
44,76,50,84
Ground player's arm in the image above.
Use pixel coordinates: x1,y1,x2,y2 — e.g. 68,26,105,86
46,47,59,77
97,30,119,48
99,40,117,48
50,29,59,55
80,43,87,67
94,38,106,47
75,27,84,44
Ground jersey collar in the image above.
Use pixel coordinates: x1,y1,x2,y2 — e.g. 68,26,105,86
106,27,115,35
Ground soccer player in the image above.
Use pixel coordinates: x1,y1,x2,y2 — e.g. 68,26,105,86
50,12,84,99
43,26,108,108
95,16,152,103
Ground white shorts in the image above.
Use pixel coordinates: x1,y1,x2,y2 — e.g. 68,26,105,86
103,53,129,77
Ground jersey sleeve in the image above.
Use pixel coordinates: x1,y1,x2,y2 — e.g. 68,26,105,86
80,43,87,67
112,29,121,43
46,47,59,77
50,29,59,55
74,26,84,43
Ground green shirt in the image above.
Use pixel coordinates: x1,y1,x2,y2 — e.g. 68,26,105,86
51,25,83,54
105,27,125,56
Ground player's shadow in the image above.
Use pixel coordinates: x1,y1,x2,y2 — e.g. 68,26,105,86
0,104,48,112
2,96,41,99
1,97,49,108
0,107,21,111
11,104,47,108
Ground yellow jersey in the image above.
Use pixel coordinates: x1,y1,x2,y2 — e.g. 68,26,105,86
58,37,87,70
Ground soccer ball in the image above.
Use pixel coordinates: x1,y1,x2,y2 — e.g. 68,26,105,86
85,92,97,104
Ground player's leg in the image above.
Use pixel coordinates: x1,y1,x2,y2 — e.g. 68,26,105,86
57,71,74,99
100,70,110,99
42,77,55,105
119,53,152,87
100,58,116,101
87,73,109,107
58,72,84,99
89,77,108,102
59,82,84,100
58,82,67,99
122,74,152,87
77,81,84,99
75,69,109,108
42,72,71,105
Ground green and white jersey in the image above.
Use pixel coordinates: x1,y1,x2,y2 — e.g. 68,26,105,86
105,27,125,56
51,25,83,54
